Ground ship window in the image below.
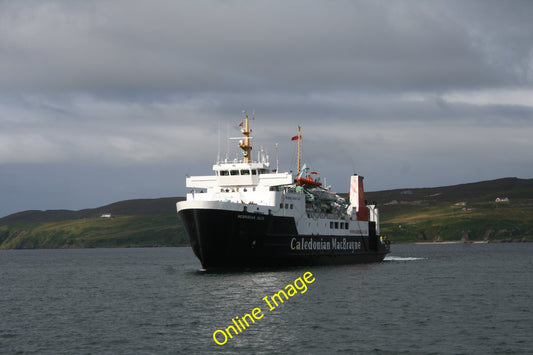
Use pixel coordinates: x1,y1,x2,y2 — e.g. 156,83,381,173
280,203,284,209
345,223,349,229
230,170,239,176
290,204,294,209
285,204,289,209
251,170,257,175
335,222,339,229
220,170,229,176
330,222,334,228
241,169,250,175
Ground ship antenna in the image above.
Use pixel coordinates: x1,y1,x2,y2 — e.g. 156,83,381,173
275,142,279,173
217,121,221,164
225,123,230,162
297,125,302,174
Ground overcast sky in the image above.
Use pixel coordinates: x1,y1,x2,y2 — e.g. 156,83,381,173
1,0,532,217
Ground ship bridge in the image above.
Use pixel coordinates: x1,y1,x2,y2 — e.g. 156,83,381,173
186,162,293,189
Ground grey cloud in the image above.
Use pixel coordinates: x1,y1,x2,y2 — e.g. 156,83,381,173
1,0,527,95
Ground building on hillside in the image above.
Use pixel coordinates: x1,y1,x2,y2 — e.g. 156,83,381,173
495,197,509,203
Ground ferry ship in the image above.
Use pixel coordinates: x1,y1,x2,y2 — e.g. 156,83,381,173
177,116,390,270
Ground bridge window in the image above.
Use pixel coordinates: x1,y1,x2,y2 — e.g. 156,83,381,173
241,169,250,175
230,170,239,176
251,170,257,175
220,170,229,176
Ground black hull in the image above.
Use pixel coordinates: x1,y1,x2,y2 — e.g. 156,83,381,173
179,208,390,270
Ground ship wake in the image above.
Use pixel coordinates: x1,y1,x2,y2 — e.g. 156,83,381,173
384,256,426,262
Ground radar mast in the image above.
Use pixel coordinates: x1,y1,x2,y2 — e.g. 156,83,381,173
238,115,253,163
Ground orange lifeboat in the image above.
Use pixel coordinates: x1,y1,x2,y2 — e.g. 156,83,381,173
296,171,322,188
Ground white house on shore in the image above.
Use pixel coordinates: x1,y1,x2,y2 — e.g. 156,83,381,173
495,197,510,203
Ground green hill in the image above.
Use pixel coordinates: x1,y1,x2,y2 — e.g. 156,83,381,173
365,177,533,243
0,198,188,249
1,178,532,249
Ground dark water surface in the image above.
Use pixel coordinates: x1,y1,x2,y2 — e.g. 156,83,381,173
1,243,532,354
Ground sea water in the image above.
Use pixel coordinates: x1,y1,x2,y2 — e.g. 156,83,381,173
1,243,531,354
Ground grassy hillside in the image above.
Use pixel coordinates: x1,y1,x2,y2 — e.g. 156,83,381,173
365,177,533,243
0,198,187,249
1,178,532,249
0,197,182,225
